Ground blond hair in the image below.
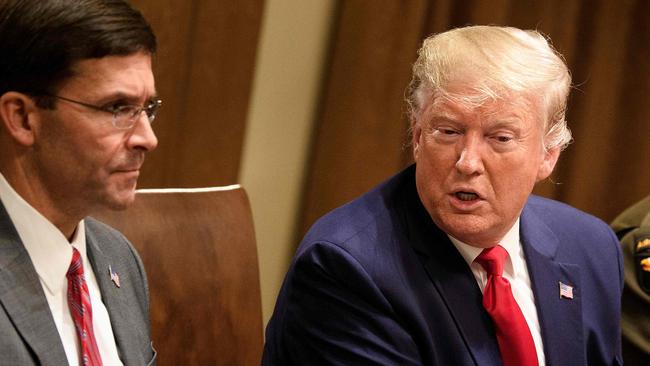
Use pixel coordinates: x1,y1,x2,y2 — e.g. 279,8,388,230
406,25,572,151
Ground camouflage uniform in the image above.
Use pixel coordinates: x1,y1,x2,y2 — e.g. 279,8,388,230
611,196,650,365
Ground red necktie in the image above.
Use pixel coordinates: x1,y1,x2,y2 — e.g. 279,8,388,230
475,245,538,366
67,248,103,366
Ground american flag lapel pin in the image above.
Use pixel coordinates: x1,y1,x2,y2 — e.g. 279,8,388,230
109,265,121,288
559,281,573,299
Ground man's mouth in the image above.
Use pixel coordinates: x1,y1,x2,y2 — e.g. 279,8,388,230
115,168,140,173
455,191,480,201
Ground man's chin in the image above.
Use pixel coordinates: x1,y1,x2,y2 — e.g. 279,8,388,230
433,213,504,246
102,190,137,211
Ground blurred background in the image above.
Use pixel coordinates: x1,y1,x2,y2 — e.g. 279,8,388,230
129,0,649,325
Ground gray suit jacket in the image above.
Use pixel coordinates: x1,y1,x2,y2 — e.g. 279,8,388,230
0,202,156,365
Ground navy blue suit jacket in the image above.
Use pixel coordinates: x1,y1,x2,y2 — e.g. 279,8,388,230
263,165,623,365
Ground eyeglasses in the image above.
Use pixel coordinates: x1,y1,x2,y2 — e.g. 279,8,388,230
45,94,162,129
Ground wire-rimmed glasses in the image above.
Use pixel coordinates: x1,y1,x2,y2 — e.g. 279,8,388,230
45,94,162,129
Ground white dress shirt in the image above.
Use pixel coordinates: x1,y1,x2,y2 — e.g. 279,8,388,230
0,173,123,366
448,219,546,366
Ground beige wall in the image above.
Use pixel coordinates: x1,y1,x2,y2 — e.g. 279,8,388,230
239,0,336,325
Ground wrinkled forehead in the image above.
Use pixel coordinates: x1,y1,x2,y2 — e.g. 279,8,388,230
59,52,156,99
420,73,544,127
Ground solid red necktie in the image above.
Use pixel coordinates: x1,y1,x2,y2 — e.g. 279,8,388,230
67,248,103,366
475,245,538,366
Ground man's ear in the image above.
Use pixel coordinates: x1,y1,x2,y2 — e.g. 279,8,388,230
0,92,38,146
411,119,422,160
536,146,561,182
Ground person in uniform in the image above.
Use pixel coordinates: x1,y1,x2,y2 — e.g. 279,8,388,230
611,195,650,365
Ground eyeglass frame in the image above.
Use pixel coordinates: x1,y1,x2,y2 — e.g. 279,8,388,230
39,93,162,129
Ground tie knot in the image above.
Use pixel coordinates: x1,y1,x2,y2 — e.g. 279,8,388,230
475,245,507,276
66,247,84,277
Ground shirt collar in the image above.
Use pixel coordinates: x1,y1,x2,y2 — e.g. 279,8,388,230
0,172,87,295
448,218,522,277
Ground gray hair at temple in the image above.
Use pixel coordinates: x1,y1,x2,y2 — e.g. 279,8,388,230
406,25,572,151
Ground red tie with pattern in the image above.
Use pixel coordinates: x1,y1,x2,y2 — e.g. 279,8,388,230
475,245,538,366
67,248,103,366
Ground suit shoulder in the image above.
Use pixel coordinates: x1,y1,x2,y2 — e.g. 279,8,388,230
526,195,609,229
84,217,145,270
85,216,128,241
300,168,411,252
524,195,622,269
84,216,150,301
303,197,388,248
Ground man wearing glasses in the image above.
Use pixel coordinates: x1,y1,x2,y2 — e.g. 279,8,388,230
0,1,159,365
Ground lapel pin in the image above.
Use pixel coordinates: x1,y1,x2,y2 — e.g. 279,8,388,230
559,281,573,299
109,265,121,288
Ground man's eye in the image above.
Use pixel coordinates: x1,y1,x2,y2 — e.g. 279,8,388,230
436,128,459,135
104,103,129,113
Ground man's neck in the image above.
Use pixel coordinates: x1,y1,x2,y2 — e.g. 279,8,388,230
0,169,82,240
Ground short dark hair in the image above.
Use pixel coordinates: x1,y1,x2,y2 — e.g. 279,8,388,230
0,0,156,102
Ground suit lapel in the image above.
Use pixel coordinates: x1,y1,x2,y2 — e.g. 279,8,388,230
85,226,136,365
520,207,584,366
419,237,503,366
0,203,69,365
399,177,502,366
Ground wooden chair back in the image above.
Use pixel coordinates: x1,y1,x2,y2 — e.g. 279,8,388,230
93,185,263,365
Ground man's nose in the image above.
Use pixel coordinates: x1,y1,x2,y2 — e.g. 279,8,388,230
127,113,158,152
455,136,484,176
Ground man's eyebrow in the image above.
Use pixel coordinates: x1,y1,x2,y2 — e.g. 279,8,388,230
427,108,461,122
485,120,525,135
489,119,521,127
488,110,527,123
97,91,159,103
